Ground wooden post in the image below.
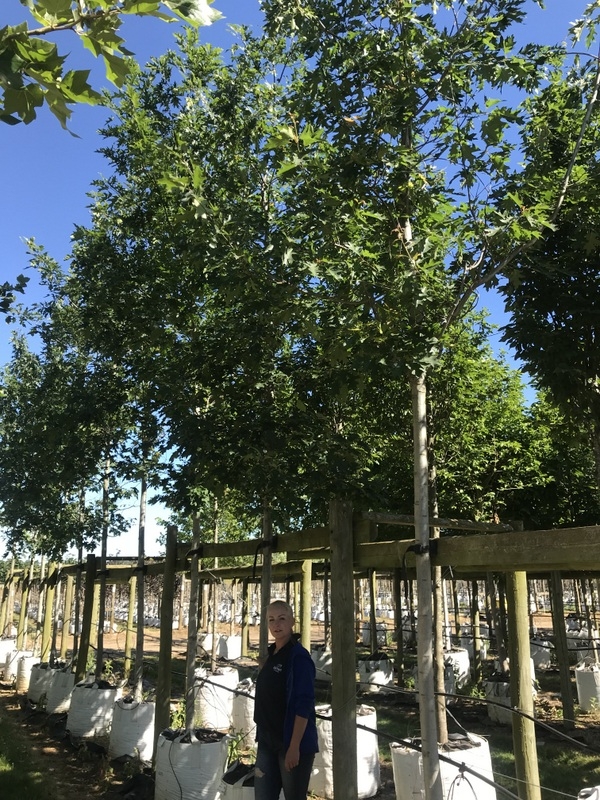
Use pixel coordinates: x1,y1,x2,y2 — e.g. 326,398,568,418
41,563,58,663
75,554,96,683
154,525,178,761
2,557,15,637
329,499,358,800
0,577,8,637
550,571,575,729
506,569,541,800
60,573,74,663
109,584,116,634
91,580,101,652
300,559,312,652
124,575,137,682
185,516,201,730
17,562,33,651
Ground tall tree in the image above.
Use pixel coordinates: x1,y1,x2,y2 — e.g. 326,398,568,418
259,1,584,793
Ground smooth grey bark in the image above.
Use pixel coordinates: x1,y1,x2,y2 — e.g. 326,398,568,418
411,373,443,800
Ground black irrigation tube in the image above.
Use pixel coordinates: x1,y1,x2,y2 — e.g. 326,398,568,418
194,673,523,800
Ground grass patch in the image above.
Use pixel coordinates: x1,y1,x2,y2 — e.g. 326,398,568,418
0,703,63,800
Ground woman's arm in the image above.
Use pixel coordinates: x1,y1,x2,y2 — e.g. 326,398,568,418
284,714,309,771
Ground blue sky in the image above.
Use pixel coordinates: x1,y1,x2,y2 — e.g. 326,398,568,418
0,0,593,556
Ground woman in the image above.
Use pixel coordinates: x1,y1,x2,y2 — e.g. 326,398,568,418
253,600,318,800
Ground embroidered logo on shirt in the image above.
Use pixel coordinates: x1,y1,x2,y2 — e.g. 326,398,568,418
273,663,283,673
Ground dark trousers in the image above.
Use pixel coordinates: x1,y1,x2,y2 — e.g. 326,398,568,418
254,743,315,800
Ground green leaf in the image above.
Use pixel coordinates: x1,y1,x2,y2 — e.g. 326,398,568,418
102,51,132,87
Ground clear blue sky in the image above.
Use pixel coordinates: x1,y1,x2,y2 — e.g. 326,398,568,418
0,1,592,555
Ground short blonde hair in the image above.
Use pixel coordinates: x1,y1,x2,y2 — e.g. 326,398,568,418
267,599,294,618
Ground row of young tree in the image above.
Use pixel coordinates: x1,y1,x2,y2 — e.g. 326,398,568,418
5,5,600,797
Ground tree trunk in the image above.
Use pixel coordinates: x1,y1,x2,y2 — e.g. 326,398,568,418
550,572,575,729
34,555,46,656
95,456,110,680
369,569,378,651
185,514,202,730
323,562,331,648
411,372,443,800
241,578,250,657
124,575,136,682
60,574,73,663
452,581,460,642
329,499,358,800
393,568,404,683
259,500,273,661
75,554,96,683
41,563,57,664
17,561,34,651
471,581,482,684
153,525,177,762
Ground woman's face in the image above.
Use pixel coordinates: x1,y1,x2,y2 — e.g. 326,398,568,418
268,605,294,647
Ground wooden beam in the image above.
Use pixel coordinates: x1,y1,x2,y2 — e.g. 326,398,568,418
361,511,514,532
356,527,600,572
49,524,600,588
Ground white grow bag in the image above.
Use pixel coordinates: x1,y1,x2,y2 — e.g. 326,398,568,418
309,704,380,799
108,698,156,761
390,733,497,800
485,681,513,725
358,658,394,694
16,655,38,694
311,648,333,683
67,682,121,739
27,664,55,702
579,788,600,799
530,639,554,670
219,635,242,661
219,761,255,800
155,728,229,800
444,648,470,690
194,667,239,731
361,622,388,647
459,624,490,661
0,639,16,673
46,671,76,714
5,649,33,683
198,633,218,655
231,678,256,749
575,663,600,712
